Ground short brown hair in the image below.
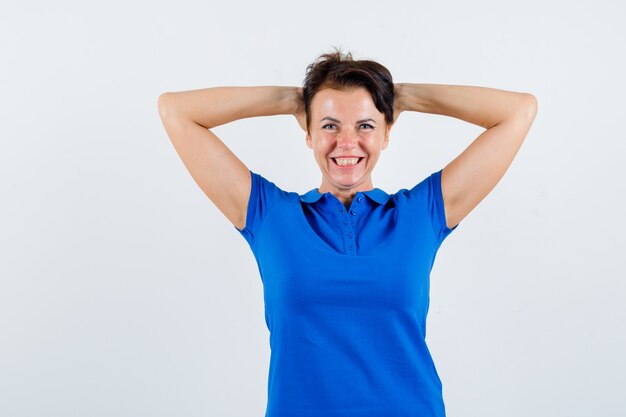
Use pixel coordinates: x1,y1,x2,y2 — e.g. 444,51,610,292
302,47,395,131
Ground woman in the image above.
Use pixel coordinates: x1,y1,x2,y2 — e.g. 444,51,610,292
158,49,538,417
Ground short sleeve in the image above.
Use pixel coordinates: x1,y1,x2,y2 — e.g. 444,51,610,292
234,169,283,247
428,168,459,243
404,168,459,244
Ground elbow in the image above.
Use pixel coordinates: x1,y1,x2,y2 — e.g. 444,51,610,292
522,93,538,119
512,93,538,121
158,93,176,119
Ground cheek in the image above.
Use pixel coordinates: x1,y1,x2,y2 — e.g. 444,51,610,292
364,138,381,151
314,139,334,153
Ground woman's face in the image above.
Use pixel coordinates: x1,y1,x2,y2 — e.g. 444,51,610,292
306,86,392,194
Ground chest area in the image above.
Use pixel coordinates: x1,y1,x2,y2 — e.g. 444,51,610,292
254,199,437,312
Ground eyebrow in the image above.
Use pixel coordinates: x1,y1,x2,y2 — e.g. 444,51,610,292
320,116,376,124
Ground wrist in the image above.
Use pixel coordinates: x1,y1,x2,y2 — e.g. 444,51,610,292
397,83,432,114
394,83,407,113
289,87,304,115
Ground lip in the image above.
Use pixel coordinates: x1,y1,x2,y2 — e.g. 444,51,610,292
331,155,365,158
330,156,365,169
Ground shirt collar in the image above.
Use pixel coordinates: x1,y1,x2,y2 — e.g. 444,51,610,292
299,187,390,205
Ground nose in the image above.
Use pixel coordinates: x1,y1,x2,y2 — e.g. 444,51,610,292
337,127,358,149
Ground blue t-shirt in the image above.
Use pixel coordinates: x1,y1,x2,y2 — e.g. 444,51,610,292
235,168,459,417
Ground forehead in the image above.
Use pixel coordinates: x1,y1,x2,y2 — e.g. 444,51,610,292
311,87,379,116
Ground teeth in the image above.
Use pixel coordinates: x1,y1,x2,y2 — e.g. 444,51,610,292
335,157,360,166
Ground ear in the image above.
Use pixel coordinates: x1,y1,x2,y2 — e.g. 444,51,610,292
381,123,392,150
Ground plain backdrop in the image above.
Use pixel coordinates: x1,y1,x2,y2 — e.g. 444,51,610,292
1,1,625,416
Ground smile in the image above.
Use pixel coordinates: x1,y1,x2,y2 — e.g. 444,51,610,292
331,157,365,168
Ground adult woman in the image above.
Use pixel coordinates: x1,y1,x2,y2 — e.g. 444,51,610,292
158,49,538,417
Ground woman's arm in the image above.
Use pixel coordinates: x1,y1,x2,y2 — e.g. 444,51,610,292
159,86,302,128
157,86,302,231
394,83,535,128
394,83,538,229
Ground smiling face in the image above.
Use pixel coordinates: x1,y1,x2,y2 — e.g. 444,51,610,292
306,86,392,197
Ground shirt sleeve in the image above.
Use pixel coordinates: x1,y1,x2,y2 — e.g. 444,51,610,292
406,168,459,244
234,169,283,247
429,168,459,243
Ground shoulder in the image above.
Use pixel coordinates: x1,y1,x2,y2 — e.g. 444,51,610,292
393,172,432,201
235,170,301,236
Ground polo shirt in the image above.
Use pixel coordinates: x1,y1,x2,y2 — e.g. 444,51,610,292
234,168,459,417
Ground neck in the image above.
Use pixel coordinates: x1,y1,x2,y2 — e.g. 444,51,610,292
317,178,374,208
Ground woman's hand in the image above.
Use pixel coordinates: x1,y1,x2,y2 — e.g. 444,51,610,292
292,87,308,132
392,83,405,124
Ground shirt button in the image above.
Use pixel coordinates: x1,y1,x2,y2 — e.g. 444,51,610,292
347,233,352,239
338,208,343,213
357,196,363,203
350,209,357,216
349,245,354,250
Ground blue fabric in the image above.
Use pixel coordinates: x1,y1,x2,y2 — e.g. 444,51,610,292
235,168,459,417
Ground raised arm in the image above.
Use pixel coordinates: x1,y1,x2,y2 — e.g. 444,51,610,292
157,86,302,230
394,83,538,229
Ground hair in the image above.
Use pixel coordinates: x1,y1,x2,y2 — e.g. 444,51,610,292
302,47,395,132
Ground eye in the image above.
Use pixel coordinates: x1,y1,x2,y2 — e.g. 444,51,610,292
322,124,336,130
360,123,374,129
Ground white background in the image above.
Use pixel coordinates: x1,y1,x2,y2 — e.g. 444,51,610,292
2,1,625,416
